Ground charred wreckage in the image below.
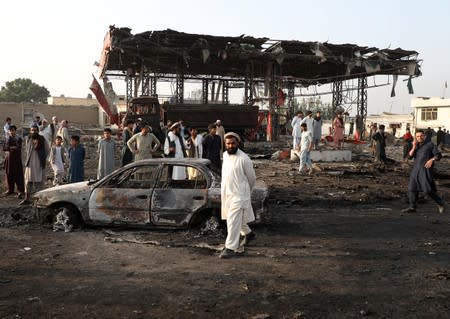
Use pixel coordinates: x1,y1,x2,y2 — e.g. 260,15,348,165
93,26,421,140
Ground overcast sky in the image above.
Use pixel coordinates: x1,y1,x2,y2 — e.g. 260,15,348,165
1,0,449,115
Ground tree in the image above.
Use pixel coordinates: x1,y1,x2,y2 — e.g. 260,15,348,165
295,97,334,120
0,78,50,104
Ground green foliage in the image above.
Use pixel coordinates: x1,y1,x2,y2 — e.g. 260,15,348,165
0,78,50,104
294,97,334,120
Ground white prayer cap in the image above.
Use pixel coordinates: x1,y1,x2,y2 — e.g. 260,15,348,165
216,119,221,124
170,122,180,130
224,132,241,143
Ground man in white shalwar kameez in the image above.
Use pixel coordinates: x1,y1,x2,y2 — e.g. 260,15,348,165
219,132,256,259
163,122,186,180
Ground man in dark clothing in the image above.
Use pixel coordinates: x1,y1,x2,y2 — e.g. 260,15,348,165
424,127,434,144
372,124,387,163
3,125,25,198
436,127,444,147
402,130,445,213
202,123,222,173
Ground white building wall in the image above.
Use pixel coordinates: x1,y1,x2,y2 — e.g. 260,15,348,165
412,97,450,130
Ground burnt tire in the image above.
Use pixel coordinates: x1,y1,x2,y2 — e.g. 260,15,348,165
39,204,83,229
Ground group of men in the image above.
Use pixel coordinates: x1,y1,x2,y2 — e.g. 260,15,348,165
3,116,85,205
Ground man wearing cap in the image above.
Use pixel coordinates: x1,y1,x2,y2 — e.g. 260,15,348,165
164,122,186,180
219,132,256,259
202,123,222,173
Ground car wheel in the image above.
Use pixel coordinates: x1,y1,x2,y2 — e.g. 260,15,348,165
39,204,83,229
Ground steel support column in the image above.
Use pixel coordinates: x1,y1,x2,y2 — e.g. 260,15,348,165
175,73,184,104
126,71,133,108
202,79,209,104
356,77,368,134
332,81,343,113
142,75,150,96
150,76,157,96
222,80,229,104
244,63,254,105
287,82,295,118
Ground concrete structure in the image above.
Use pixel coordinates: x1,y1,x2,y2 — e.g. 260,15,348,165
412,97,450,130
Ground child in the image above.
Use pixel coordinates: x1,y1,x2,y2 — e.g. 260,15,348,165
49,136,66,185
68,135,85,183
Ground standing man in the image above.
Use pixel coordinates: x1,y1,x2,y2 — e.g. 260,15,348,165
20,125,49,205
291,111,303,149
97,128,115,179
133,118,143,135
436,127,444,147
186,127,203,179
402,130,445,213
298,123,314,175
68,136,85,183
312,111,323,150
127,124,161,161
3,117,12,139
3,125,25,198
219,132,256,259
372,124,387,163
57,120,70,149
163,122,186,180
121,119,135,166
300,110,314,133
215,119,226,154
202,123,222,173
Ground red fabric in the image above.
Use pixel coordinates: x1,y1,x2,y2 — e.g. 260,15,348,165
402,132,413,141
90,76,119,125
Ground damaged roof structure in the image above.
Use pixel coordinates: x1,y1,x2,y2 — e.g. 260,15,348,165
98,25,421,137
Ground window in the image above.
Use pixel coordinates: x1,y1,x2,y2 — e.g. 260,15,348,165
105,165,159,189
421,108,437,121
159,165,207,189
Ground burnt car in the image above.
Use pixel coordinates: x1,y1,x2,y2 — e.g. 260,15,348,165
33,158,268,228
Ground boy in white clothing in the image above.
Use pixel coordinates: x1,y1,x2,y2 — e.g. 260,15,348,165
49,136,67,185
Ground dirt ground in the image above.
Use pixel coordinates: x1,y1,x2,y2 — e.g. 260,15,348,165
0,139,449,319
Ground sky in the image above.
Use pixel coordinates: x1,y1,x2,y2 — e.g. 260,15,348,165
1,0,449,115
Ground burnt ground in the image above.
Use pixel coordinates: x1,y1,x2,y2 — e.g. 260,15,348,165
0,141,449,319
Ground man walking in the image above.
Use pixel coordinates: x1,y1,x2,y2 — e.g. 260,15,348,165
219,132,256,259
402,130,445,213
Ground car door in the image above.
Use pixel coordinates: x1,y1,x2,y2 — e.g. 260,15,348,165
88,164,160,226
150,163,209,227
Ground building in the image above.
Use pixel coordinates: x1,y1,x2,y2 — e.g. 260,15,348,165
412,97,450,131
366,112,414,138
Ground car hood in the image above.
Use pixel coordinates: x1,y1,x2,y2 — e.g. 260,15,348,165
33,181,93,207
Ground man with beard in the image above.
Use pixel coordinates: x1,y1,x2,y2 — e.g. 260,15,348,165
219,132,256,259
3,125,25,198
202,123,222,173
402,130,445,213
20,125,49,205
164,122,186,180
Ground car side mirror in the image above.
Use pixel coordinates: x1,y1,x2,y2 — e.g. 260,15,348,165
87,178,97,185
